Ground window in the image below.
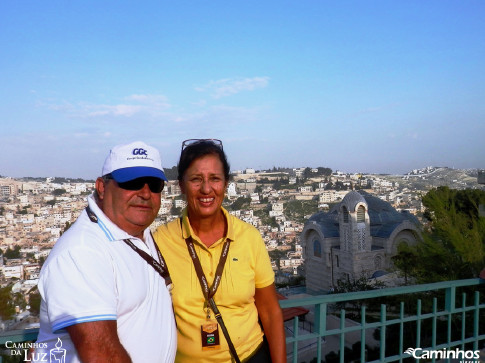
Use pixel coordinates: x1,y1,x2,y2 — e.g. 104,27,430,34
344,228,350,251
357,205,365,223
358,227,366,251
343,206,349,223
313,240,321,258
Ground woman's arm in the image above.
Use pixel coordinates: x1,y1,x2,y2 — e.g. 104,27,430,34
254,284,287,363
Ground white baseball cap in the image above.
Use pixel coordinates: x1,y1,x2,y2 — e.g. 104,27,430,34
101,141,167,182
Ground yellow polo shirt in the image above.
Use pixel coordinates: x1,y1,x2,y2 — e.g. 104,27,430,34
153,208,275,363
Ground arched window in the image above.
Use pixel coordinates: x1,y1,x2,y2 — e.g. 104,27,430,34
313,240,322,258
357,205,365,223
342,206,349,223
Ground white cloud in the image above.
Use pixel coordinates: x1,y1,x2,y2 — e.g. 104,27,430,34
125,94,170,108
196,77,270,99
86,104,144,117
40,94,171,118
192,100,207,107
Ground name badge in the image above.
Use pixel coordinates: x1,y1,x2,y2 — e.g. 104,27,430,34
201,320,221,350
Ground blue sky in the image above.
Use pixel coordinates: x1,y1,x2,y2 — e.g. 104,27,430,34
1,1,484,178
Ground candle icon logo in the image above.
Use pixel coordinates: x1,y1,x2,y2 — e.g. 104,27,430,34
50,338,66,363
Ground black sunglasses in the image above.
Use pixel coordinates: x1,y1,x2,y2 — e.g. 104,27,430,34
181,139,223,151
104,175,164,193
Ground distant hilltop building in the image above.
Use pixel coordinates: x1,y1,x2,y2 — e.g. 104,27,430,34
226,182,238,198
301,190,421,293
478,170,485,184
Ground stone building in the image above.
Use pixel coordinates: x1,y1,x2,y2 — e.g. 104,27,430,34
301,191,421,293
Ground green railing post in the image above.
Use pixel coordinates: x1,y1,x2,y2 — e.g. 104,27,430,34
292,315,299,363
416,299,422,349
340,309,346,363
445,285,456,311
314,301,326,363
473,291,480,351
431,298,438,363
445,285,455,353
399,302,404,363
380,304,387,362
361,305,366,363
461,292,466,351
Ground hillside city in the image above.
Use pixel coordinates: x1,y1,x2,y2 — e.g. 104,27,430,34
0,166,483,334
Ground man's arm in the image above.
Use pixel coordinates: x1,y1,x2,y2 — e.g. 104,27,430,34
254,283,287,363
66,320,131,363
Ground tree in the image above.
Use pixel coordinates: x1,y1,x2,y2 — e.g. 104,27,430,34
332,275,385,319
317,167,332,176
273,178,290,190
269,249,286,272
4,245,21,259
52,188,66,196
334,274,385,294
18,207,28,215
284,200,318,222
334,181,349,191
228,196,250,211
38,255,46,267
170,205,182,216
60,221,71,236
391,247,417,285
163,166,178,181
303,167,312,180
253,209,278,228
0,285,16,320
28,289,41,316
404,187,485,283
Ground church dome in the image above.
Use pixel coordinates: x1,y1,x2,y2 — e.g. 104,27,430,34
341,191,367,212
306,190,420,239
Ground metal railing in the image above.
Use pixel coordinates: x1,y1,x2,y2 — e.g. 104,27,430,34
0,278,484,362
280,278,485,362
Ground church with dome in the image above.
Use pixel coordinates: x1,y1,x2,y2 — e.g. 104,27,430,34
300,190,422,293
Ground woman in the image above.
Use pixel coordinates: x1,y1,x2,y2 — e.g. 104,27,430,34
154,139,286,363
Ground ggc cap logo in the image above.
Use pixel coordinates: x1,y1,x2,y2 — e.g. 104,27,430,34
132,148,148,156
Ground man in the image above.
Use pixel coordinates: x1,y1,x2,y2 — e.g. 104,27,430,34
35,141,176,362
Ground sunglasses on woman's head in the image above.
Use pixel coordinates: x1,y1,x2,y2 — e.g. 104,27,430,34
181,139,223,151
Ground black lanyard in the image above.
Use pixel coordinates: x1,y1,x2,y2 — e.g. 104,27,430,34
86,206,173,291
183,219,241,363
123,236,173,291
185,237,230,301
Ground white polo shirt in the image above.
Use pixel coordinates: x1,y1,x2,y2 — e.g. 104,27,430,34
35,194,176,363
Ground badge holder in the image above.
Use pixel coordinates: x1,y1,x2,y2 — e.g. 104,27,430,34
201,305,221,350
